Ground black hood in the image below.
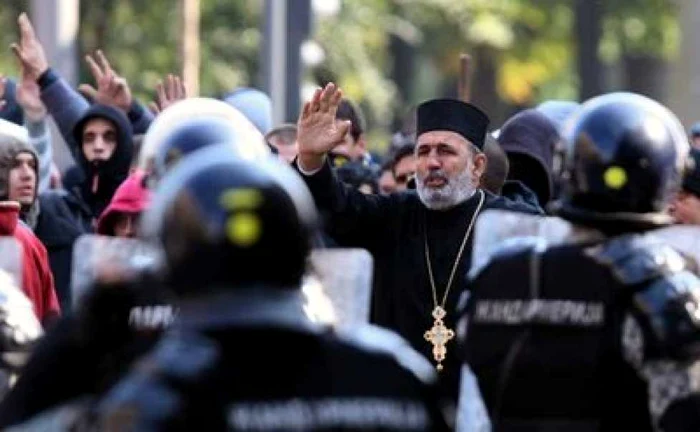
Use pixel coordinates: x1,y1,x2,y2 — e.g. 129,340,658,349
497,109,558,207
72,104,134,217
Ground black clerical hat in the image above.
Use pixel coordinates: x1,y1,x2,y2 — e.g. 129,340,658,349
416,99,490,149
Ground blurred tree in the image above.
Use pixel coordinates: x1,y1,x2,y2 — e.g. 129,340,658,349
79,0,262,104
0,1,30,77
601,0,680,102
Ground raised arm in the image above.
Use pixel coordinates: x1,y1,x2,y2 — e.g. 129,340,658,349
295,83,400,250
78,50,153,133
11,13,88,153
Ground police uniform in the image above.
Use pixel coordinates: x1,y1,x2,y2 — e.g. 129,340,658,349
458,93,700,431
93,146,450,431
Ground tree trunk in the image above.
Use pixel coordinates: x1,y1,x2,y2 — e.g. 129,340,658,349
389,34,416,132
622,54,669,103
180,0,200,96
470,45,507,127
575,0,604,99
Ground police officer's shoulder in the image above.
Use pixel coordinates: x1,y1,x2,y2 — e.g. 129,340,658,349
334,324,437,384
585,234,691,286
469,235,549,281
95,330,221,429
484,188,544,215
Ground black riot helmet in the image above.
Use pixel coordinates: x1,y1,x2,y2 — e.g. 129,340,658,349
151,117,242,182
139,98,270,183
551,92,690,233
140,144,317,295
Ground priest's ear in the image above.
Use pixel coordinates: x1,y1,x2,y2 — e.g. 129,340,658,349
469,144,488,184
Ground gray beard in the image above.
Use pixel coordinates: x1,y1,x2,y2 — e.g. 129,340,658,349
416,167,476,210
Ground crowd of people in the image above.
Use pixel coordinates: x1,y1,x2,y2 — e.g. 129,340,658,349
0,11,696,431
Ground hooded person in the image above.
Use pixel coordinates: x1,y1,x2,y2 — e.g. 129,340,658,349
222,87,272,135
497,109,559,208
70,104,134,221
96,171,151,238
0,126,90,311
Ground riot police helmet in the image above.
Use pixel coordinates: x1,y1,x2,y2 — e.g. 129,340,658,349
140,143,317,294
551,92,690,232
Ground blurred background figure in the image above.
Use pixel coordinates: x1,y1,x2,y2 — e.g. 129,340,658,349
377,161,398,195
390,143,416,192
497,109,559,208
223,87,272,135
669,147,700,224
96,171,150,238
689,122,700,149
264,123,297,163
335,160,379,195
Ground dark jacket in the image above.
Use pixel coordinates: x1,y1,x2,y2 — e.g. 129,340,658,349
93,289,449,431
297,160,542,402
70,104,134,219
461,232,700,431
501,180,543,212
0,274,172,428
35,190,91,310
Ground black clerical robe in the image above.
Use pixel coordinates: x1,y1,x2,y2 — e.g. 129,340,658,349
299,160,542,401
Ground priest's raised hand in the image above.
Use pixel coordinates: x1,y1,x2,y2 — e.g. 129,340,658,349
297,83,351,172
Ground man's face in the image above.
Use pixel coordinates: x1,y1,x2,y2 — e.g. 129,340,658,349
8,152,36,206
378,169,397,195
82,118,118,163
268,133,298,163
393,154,416,192
415,131,486,210
113,213,139,238
332,132,365,161
669,190,700,225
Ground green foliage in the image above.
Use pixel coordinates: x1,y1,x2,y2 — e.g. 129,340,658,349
0,0,681,146
601,0,679,61
79,0,261,102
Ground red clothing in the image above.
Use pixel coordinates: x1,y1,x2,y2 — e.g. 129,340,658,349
0,203,60,323
97,171,151,235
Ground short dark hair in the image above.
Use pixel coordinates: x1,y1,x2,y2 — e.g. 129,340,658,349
336,99,365,143
391,143,415,176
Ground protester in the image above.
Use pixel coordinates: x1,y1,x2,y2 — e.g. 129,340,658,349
330,98,376,168
335,160,379,194
223,87,272,135
391,143,416,192
264,123,298,163
96,171,150,238
295,84,541,403
689,122,700,149
0,202,58,326
497,108,559,208
377,161,398,195
669,147,700,224
480,134,508,195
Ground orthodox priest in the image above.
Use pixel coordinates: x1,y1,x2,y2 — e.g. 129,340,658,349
295,83,542,401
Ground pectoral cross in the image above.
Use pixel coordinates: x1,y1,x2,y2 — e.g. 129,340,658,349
424,306,455,371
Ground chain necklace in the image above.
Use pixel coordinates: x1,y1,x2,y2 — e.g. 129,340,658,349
423,189,485,371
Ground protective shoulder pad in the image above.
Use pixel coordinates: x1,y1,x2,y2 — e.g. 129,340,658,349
585,235,689,286
96,331,221,429
468,236,547,281
335,324,436,385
